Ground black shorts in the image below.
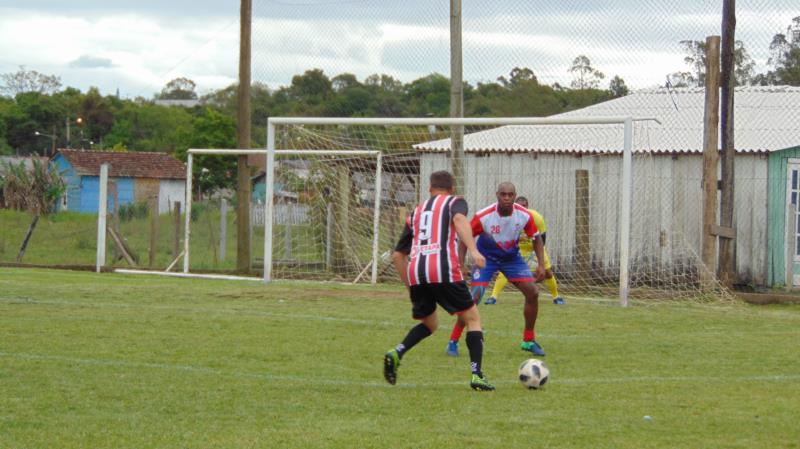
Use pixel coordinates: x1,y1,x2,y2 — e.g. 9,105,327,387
408,281,474,319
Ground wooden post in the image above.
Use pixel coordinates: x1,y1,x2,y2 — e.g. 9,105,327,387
148,195,159,268
333,165,351,272
449,0,465,193
284,203,293,260
219,198,227,262
719,0,737,286
236,0,252,272
109,181,119,263
173,201,181,260
325,203,333,271
16,215,39,263
702,35,721,284
575,170,590,282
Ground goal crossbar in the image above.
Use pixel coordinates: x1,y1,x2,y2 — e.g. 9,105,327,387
265,116,655,306
183,147,383,285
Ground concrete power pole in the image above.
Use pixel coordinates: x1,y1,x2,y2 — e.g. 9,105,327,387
237,0,252,272
450,0,465,194
719,0,736,285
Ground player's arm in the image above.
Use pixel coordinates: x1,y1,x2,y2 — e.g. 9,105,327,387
454,214,485,269
524,211,546,281
532,235,546,282
393,223,412,288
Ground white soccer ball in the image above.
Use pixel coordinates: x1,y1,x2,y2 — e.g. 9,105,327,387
518,358,549,389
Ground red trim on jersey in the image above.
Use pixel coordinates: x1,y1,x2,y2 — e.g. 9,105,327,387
471,203,496,236
427,195,446,283
514,203,539,237
470,281,490,286
408,206,422,285
448,214,462,282
508,276,535,283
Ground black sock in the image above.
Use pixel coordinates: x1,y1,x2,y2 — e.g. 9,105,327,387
396,323,432,359
466,331,484,376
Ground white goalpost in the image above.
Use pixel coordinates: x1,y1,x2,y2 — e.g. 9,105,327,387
126,115,731,307
181,147,384,284
266,116,646,306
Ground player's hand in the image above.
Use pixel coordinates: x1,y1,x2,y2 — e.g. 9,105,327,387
470,250,486,269
534,265,546,282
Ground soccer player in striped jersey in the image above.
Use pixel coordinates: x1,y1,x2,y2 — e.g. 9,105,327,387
384,170,495,391
485,196,564,306
447,182,548,357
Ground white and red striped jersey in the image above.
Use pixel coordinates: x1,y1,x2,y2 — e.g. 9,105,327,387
471,202,539,260
395,195,468,285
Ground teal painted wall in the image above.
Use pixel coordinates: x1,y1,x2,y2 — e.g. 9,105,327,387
767,145,800,287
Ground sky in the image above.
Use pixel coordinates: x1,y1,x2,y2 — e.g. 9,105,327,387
0,0,797,99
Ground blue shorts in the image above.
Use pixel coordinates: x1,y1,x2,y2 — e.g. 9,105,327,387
470,253,534,287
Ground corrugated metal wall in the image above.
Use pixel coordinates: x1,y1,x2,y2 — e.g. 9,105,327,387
421,152,768,286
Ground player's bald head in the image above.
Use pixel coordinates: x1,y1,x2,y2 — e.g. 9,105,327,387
496,182,516,194
496,182,517,215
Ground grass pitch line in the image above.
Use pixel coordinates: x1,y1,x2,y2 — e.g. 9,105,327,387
3,351,799,389
3,297,800,338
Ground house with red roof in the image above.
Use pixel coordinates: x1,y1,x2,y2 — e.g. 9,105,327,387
51,149,186,214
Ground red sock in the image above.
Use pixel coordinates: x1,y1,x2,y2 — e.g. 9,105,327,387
450,322,466,342
523,329,535,342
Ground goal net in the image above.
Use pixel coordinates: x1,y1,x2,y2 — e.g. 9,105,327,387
184,117,733,304
265,117,728,302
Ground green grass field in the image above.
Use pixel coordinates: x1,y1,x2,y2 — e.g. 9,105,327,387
1,268,799,449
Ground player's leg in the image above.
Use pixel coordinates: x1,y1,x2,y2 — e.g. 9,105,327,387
384,285,437,385
502,254,546,356
447,262,493,356
486,272,507,305
514,280,546,356
540,247,564,305
440,282,494,391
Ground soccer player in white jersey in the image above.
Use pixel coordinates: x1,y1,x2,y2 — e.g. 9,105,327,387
447,182,548,357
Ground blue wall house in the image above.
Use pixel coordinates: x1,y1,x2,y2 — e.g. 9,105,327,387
52,149,186,214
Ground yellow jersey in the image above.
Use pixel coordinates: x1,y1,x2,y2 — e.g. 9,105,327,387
519,209,546,253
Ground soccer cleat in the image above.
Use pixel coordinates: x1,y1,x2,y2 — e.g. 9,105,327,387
383,350,400,385
520,340,546,356
446,340,459,357
553,296,566,305
470,373,496,391
485,296,497,305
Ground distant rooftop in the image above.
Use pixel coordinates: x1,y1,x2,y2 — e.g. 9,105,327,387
414,86,800,155
55,149,186,179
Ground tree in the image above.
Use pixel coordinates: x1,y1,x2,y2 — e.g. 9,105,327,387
0,66,62,97
177,108,237,195
0,159,65,214
289,69,332,104
332,73,360,92
158,77,198,100
79,87,114,144
569,55,605,89
761,17,800,86
497,67,538,88
608,75,629,97
678,39,755,86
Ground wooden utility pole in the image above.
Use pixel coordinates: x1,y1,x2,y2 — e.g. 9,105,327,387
236,0,252,272
575,170,590,283
449,0,465,194
149,196,159,268
701,36,721,282
719,0,737,285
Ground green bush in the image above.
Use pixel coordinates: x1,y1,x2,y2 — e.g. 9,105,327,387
118,201,149,221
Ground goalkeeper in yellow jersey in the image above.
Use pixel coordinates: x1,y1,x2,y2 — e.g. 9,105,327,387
485,196,565,306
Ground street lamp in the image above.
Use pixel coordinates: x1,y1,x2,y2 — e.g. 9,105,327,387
34,131,56,156
65,116,83,149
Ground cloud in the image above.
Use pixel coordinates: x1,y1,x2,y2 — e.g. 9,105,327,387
69,55,113,68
